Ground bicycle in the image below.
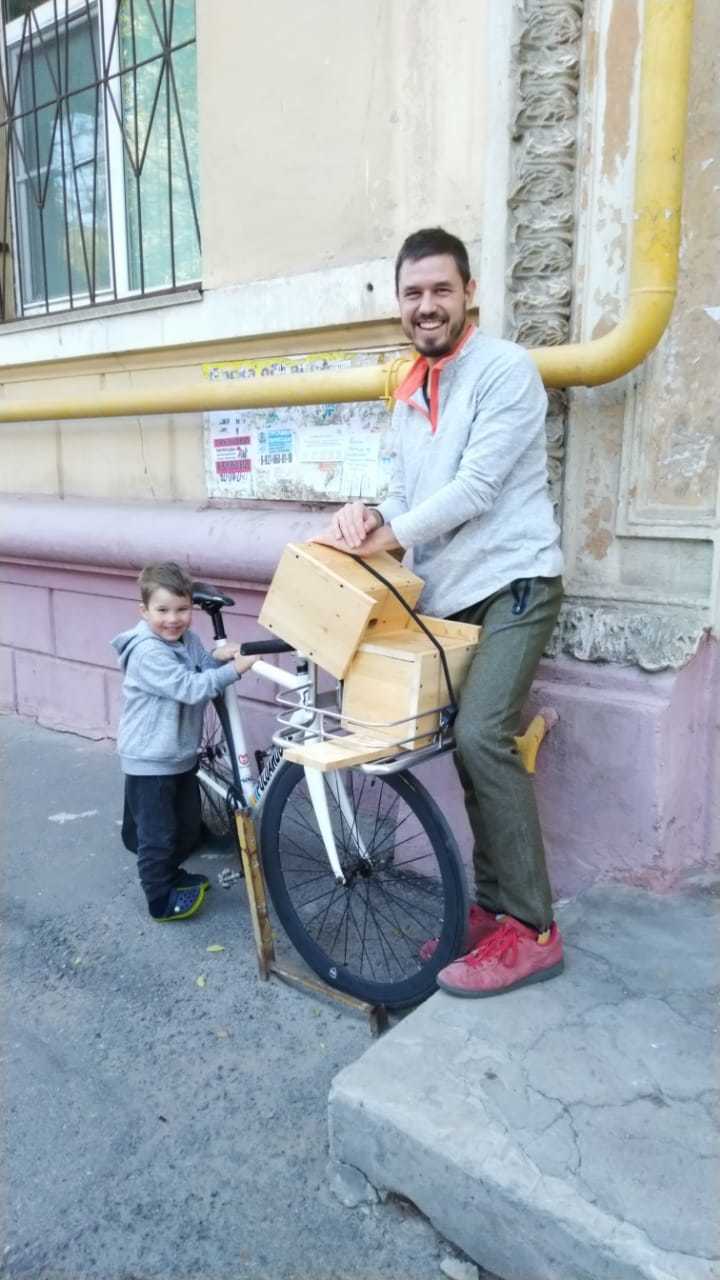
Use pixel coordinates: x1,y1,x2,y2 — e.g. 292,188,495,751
192,580,469,1011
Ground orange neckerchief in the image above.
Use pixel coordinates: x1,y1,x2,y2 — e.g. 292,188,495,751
394,324,476,433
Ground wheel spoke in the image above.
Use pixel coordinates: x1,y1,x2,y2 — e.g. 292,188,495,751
361,879,404,979
365,881,425,950
279,832,330,869
371,876,445,929
360,886,409,975
327,890,353,957
294,882,343,925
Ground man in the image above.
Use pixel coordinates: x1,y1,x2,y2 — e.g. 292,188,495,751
313,227,564,997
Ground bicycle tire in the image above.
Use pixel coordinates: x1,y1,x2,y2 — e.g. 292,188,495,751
197,699,241,853
259,761,468,1009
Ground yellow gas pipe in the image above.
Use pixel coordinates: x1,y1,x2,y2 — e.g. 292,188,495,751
0,0,693,422
532,0,694,388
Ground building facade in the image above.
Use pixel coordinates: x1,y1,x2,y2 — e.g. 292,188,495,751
0,0,717,898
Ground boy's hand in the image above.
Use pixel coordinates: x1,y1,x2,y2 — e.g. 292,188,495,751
212,643,241,662
233,654,257,675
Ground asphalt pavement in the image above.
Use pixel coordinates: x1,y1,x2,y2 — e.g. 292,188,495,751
0,714,486,1280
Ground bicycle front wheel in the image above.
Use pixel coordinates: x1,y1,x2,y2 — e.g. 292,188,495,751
260,762,468,1009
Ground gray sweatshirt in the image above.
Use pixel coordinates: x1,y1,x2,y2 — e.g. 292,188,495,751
378,327,563,617
112,620,240,776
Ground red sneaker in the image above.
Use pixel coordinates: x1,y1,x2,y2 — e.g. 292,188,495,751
420,902,502,963
436,917,564,997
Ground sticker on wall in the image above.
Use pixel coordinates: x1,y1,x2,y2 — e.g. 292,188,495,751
203,349,404,503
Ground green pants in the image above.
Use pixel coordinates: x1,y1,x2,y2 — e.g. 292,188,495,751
451,576,563,933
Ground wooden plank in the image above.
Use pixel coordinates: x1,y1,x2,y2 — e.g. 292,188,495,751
302,543,423,600
415,613,482,643
282,734,400,772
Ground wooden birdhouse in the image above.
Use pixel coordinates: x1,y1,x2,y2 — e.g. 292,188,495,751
258,541,424,679
260,541,481,771
341,615,479,751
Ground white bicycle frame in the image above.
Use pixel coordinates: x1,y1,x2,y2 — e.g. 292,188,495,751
196,645,367,885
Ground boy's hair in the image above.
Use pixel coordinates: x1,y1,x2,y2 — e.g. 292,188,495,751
395,227,472,291
138,561,193,606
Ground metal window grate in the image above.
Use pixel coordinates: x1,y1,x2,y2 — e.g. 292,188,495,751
0,0,200,321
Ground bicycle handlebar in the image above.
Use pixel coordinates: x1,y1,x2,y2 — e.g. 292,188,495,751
239,639,295,656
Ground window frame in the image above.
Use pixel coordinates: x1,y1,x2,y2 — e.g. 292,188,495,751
0,0,200,320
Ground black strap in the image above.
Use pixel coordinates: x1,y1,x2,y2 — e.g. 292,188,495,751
349,554,458,728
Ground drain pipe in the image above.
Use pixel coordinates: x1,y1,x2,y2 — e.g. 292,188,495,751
0,0,693,421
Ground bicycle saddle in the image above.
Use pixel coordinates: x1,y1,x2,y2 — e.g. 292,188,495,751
191,581,235,608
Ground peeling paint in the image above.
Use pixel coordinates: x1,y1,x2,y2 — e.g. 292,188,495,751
583,496,614,560
601,0,640,182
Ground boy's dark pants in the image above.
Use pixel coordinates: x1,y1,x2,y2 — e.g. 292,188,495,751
451,576,562,934
122,769,202,904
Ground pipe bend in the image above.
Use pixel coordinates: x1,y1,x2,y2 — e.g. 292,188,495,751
531,290,676,388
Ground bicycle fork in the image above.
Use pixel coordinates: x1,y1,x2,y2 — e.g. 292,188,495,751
302,767,368,886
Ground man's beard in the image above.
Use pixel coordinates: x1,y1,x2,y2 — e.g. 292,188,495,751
410,310,467,358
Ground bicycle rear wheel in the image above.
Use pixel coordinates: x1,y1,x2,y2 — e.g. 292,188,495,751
197,699,241,850
260,761,468,1009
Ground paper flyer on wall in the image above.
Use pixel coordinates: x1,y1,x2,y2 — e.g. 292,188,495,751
202,349,404,502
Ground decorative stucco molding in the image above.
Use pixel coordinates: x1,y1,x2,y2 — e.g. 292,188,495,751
546,600,709,671
507,0,583,509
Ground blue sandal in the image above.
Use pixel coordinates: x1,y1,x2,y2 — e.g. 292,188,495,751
149,884,206,921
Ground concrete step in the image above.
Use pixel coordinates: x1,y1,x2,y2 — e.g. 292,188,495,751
328,884,719,1280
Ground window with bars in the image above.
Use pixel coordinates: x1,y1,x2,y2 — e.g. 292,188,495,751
0,0,200,321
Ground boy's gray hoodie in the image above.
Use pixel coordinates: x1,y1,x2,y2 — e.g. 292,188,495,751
112,620,240,776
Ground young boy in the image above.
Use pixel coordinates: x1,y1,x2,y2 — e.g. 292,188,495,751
112,561,255,922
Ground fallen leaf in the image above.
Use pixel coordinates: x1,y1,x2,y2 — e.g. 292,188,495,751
196,975,207,988
206,944,225,953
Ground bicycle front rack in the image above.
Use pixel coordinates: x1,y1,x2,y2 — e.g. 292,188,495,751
271,683,456,776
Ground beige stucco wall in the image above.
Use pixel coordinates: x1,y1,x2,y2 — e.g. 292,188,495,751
0,0,495,507
198,0,487,288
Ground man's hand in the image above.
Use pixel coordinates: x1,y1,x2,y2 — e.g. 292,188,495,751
350,524,402,557
313,501,383,550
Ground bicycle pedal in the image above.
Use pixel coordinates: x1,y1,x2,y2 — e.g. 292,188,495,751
218,866,243,889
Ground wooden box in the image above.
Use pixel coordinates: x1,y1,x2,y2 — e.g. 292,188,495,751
341,615,481,750
258,542,424,679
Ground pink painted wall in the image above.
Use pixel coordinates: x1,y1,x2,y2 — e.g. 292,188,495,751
0,560,279,744
1,496,717,900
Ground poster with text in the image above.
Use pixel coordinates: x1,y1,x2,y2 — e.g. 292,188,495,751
203,349,405,502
